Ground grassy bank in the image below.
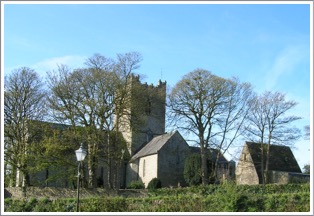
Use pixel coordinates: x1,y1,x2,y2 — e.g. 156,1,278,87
4,183,311,212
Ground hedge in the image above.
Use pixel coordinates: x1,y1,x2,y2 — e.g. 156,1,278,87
147,182,310,197
5,193,310,212
4,184,310,212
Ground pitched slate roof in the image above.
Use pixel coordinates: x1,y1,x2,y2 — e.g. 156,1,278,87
189,147,229,163
245,142,302,182
130,131,178,161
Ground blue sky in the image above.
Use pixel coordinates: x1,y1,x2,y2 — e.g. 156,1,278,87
2,2,312,169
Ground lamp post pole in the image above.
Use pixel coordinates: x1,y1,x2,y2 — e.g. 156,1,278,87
76,161,81,212
75,144,87,212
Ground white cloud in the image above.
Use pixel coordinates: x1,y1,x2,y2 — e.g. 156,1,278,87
264,44,307,90
4,55,87,77
32,55,87,74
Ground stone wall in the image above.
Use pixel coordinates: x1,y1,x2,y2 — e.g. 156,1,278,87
157,132,190,187
138,154,158,187
125,160,140,187
217,161,236,183
5,187,148,199
235,144,259,185
268,171,310,184
268,170,289,184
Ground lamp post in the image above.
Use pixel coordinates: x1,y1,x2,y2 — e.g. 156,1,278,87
75,143,87,212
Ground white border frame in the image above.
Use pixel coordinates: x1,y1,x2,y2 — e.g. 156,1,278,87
1,1,313,215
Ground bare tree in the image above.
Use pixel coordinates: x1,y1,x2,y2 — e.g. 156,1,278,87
109,51,144,188
168,69,252,184
304,125,310,140
47,52,143,189
264,92,301,183
4,67,46,187
244,93,269,185
47,62,118,188
211,78,253,182
246,91,301,184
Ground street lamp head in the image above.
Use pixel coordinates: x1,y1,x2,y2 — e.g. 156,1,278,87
75,143,87,162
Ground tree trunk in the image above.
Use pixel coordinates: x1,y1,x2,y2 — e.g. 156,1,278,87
10,165,17,187
107,133,113,189
22,171,30,187
45,169,49,187
214,151,221,183
260,142,265,185
15,166,21,187
265,133,272,184
88,165,94,188
87,143,97,188
200,146,209,185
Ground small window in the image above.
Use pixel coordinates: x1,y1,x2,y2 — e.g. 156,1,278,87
143,160,146,177
243,153,247,161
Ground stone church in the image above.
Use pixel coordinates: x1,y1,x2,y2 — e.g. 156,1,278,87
115,76,234,188
12,76,234,188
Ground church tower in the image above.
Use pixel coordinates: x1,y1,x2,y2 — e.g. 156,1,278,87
118,75,166,157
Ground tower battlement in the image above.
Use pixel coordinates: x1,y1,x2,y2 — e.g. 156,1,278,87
132,74,166,90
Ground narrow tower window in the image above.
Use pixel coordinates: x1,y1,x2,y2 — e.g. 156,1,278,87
145,99,152,115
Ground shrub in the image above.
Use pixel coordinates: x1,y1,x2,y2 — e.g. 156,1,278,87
4,199,26,212
33,198,52,212
52,198,76,212
183,154,202,186
147,178,162,190
24,197,38,211
81,197,126,212
127,181,145,189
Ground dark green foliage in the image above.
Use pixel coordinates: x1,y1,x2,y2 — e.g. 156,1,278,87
52,198,76,212
127,181,145,189
4,197,54,212
80,197,126,212
303,164,310,174
183,153,202,186
147,178,162,190
32,198,52,212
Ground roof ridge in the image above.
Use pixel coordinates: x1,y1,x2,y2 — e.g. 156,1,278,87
130,131,178,162
245,141,290,148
